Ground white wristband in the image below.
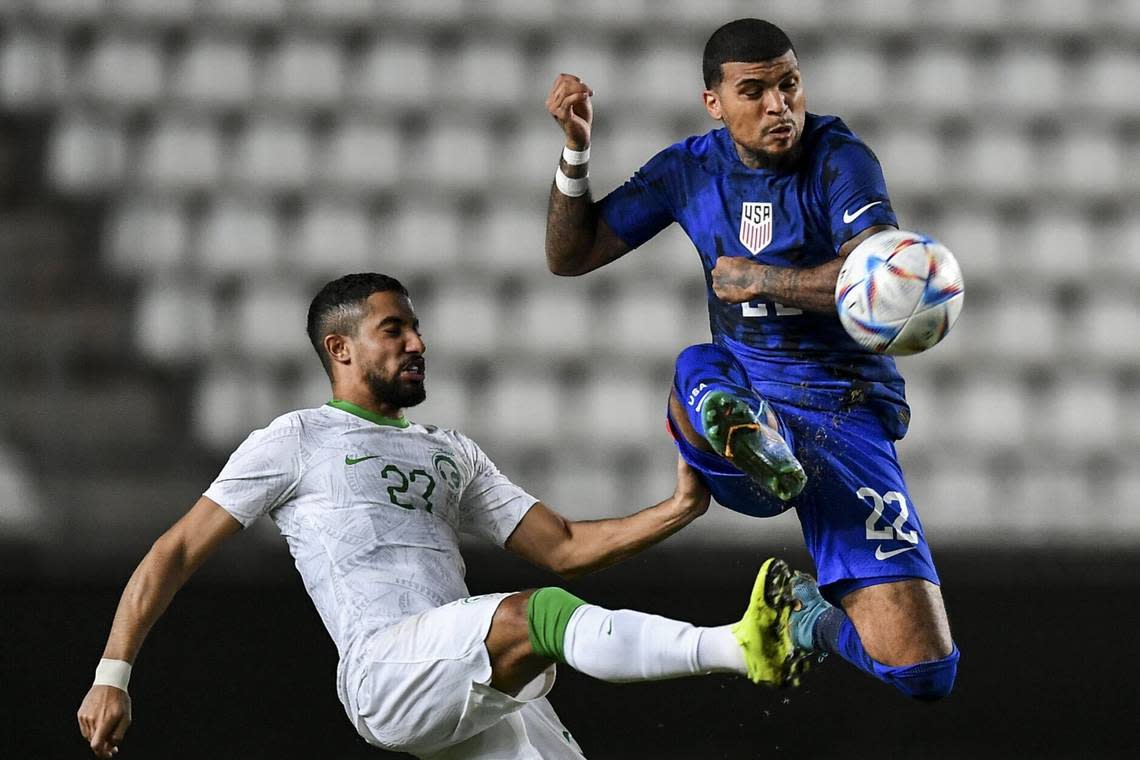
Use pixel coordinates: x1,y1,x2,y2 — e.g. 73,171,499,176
94,658,132,692
562,145,590,165
555,167,589,197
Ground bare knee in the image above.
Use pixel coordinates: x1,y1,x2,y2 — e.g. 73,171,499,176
484,591,549,696
841,579,953,667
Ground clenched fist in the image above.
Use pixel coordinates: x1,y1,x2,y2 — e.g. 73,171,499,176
545,74,593,150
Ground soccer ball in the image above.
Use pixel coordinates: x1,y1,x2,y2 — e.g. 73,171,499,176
835,229,964,356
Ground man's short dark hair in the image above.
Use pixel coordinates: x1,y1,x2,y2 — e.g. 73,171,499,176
307,272,409,377
702,18,795,89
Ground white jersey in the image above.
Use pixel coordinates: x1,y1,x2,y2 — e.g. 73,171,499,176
203,400,538,713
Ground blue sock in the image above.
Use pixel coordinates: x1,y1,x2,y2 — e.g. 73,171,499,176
672,343,763,436
825,616,959,700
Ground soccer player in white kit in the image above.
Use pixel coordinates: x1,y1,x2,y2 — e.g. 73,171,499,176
77,273,819,759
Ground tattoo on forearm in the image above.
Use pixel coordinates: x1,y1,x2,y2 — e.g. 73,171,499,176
545,152,596,273
755,261,838,313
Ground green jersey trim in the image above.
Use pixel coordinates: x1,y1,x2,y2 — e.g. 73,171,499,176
326,399,410,429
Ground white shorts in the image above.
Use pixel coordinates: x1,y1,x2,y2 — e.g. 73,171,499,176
350,593,587,759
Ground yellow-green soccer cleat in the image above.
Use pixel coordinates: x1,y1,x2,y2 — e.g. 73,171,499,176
700,390,807,501
731,558,814,687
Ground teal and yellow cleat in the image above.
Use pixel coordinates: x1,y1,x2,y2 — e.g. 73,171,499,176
789,570,834,654
731,557,813,687
700,390,807,501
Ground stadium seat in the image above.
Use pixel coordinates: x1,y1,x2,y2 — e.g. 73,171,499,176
413,124,495,191
287,201,373,276
954,129,1035,198
900,48,975,116
543,457,625,520
1083,49,1140,114
233,283,315,362
170,37,257,108
540,41,621,105
873,128,943,197
317,119,401,192
477,0,559,25
111,0,196,24
624,43,704,111
259,38,344,108
602,282,702,360
200,0,287,25
418,280,503,358
571,369,663,448
935,209,1004,282
914,456,994,539
134,278,216,363
1015,0,1096,32
350,37,437,108
230,118,313,191
927,0,1006,31
597,117,678,196
1034,374,1120,453
480,369,564,447
197,198,281,276
47,114,127,192
947,373,1029,450
844,0,919,30
1007,464,1089,535
1021,210,1093,282
136,117,222,192
440,39,529,107
553,0,646,29
505,283,594,358
295,0,378,27
472,200,547,271
193,363,284,450
808,45,886,115
80,35,165,107
30,0,107,23
403,366,476,434
106,199,188,275
1045,131,1123,197
381,200,464,273
985,45,1067,115
376,0,467,23
493,117,561,188
0,30,68,108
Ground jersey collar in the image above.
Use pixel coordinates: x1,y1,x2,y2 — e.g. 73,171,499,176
326,399,410,429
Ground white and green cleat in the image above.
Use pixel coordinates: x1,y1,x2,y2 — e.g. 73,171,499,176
700,390,806,502
731,557,814,687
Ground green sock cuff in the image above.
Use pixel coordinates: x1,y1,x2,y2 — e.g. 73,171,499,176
526,587,588,663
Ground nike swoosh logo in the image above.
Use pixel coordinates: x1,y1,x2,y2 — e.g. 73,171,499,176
875,545,917,561
843,201,883,224
345,454,381,465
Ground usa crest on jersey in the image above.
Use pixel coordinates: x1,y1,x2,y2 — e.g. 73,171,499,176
739,202,773,254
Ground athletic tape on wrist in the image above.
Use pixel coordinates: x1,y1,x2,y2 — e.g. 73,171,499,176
94,658,132,692
555,167,589,197
562,145,590,165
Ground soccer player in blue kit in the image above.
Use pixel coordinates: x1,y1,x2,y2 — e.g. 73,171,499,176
543,18,959,700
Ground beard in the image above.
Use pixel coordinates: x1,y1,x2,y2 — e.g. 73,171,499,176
364,368,426,409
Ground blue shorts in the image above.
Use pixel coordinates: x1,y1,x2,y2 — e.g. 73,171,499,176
669,353,940,602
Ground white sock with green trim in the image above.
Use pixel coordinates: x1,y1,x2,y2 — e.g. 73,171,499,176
561,605,746,682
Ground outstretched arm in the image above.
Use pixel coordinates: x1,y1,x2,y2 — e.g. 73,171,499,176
711,224,895,312
77,497,242,758
544,73,631,276
505,456,710,579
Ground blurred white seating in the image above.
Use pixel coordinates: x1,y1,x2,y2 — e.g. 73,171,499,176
954,129,1035,197
318,119,400,191
0,31,68,107
1020,210,1093,281
296,0,378,26
413,124,495,191
137,118,222,191
647,0,738,26
1006,464,1090,537
927,0,1006,31
477,0,559,25
48,114,127,191
480,369,564,447
984,45,1066,115
874,128,943,196
377,0,467,23
106,199,188,275
494,117,562,188
900,48,974,116
472,200,547,271
233,283,314,361
1096,217,1140,278
1014,0,1097,32
171,37,256,108
381,200,463,273
1032,375,1120,452
971,296,1060,362
135,279,216,363
440,39,528,107
1083,49,1140,114
505,283,594,358
80,36,164,107
0,443,43,541
553,0,646,28
912,457,994,540
350,37,437,108
30,0,106,23
287,201,374,276
1107,468,1140,534
624,43,704,111
844,0,919,29
895,372,943,454
1071,295,1140,362
540,41,620,105
200,0,287,25
285,366,333,413
197,198,281,276
230,118,313,190
543,459,625,520
419,281,503,358
571,369,663,448
943,372,1029,449
1044,132,1122,196
406,366,476,434
193,364,284,450
112,0,196,23
598,118,677,195
259,38,344,108
935,209,1005,282
807,45,886,114
601,282,694,359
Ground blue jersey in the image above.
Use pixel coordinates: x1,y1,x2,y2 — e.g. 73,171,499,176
599,114,910,437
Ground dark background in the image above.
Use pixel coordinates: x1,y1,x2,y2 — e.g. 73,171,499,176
9,542,1138,760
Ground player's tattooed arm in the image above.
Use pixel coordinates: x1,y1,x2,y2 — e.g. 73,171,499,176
712,224,894,312
544,73,631,276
